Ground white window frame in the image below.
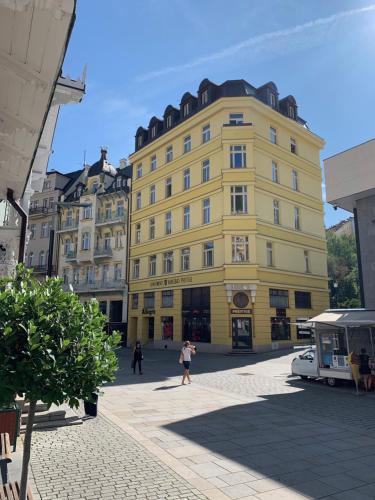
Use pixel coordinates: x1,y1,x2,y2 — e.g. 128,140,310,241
82,232,91,250
133,259,140,279
270,93,276,108
136,192,141,210
165,177,172,198
136,163,142,178
183,135,191,153
201,89,208,105
149,255,157,277
203,198,210,224
230,145,246,168
166,115,172,128
114,263,122,281
202,124,211,143
135,223,141,244
183,168,190,190
294,207,300,230
181,247,190,271
183,206,190,230
149,217,155,239
232,236,249,263
266,242,273,267
292,169,298,191
163,251,173,273
272,161,279,183
202,159,210,182
166,145,173,163
230,186,248,214
273,200,280,225
304,250,310,273
150,185,156,204
165,211,172,235
290,137,297,154
229,113,244,125
203,242,214,267
150,155,157,171
83,204,92,219
183,102,190,117
270,127,277,144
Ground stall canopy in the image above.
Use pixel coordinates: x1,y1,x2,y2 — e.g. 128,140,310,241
306,309,375,328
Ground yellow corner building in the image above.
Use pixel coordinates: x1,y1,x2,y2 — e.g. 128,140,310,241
128,79,329,352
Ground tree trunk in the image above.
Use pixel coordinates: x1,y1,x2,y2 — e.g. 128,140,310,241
19,399,36,500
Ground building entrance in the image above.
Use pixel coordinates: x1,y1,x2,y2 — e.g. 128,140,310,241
148,317,154,340
232,317,252,349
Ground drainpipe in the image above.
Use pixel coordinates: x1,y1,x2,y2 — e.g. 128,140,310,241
7,188,27,263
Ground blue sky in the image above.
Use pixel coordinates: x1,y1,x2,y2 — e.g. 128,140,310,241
50,0,375,228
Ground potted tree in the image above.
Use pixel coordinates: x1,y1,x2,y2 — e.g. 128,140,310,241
0,265,120,500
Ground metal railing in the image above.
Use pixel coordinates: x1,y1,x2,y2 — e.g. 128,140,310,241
65,250,77,260
58,219,79,231
94,246,113,257
63,279,126,292
29,207,56,215
96,211,126,224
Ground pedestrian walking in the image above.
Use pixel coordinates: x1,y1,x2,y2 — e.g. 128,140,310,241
179,341,196,385
359,348,371,392
132,340,143,375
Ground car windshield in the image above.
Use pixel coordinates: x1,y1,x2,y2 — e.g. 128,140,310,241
302,350,315,360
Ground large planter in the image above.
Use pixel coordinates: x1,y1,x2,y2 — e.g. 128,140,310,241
0,403,21,451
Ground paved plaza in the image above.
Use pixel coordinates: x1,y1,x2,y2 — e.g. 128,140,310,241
27,347,375,499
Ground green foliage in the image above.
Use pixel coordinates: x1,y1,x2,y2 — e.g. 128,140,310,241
0,265,120,407
326,232,360,308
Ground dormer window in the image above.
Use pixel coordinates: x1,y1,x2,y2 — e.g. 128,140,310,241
270,93,276,108
201,89,209,105
92,182,99,193
289,106,295,119
116,177,122,188
137,135,143,147
166,115,172,128
183,102,190,117
151,126,156,138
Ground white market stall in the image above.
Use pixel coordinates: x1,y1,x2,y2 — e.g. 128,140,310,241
307,309,375,384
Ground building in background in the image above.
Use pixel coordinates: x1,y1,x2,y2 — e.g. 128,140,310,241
26,169,82,277
324,138,375,308
0,0,84,276
57,148,131,336
128,78,328,352
326,217,354,237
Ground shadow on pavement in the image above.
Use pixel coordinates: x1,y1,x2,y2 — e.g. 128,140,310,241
162,382,375,498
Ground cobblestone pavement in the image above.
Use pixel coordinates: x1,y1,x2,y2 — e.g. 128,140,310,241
30,414,207,500
28,348,375,499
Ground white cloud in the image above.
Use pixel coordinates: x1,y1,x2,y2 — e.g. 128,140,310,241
136,4,375,82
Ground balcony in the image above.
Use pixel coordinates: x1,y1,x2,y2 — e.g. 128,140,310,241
27,265,56,274
29,207,56,217
58,219,79,232
94,246,113,259
96,211,126,226
65,250,77,262
63,279,126,293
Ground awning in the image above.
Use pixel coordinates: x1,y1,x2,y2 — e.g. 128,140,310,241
306,309,375,328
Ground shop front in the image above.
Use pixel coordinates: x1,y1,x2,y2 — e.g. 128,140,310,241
182,286,211,344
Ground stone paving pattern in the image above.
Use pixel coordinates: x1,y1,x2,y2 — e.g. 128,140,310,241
28,348,375,499
30,415,206,499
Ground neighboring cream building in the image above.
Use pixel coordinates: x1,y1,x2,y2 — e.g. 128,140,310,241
128,78,329,352
326,217,354,237
57,149,131,335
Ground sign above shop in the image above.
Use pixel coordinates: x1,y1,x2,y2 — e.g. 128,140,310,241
231,309,252,314
150,276,193,288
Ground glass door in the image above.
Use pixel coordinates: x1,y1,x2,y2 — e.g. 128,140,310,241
148,317,154,340
232,317,252,349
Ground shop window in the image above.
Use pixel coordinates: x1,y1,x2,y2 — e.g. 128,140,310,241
271,317,291,341
182,287,211,343
295,291,311,309
162,290,174,308
162,317,173,340
99,301,107,315
269,288,289,308
110,301,123,322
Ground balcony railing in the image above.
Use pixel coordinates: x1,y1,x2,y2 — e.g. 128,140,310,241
58,219,79,231
29,207,56,216
96,212,126,225
62,279,126,293
27,265,56,274
94,246,113,258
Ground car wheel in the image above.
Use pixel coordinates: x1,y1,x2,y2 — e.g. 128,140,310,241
326,377,336,387
300,375,308,380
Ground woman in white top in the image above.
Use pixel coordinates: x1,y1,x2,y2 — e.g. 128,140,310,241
180,341,196,385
